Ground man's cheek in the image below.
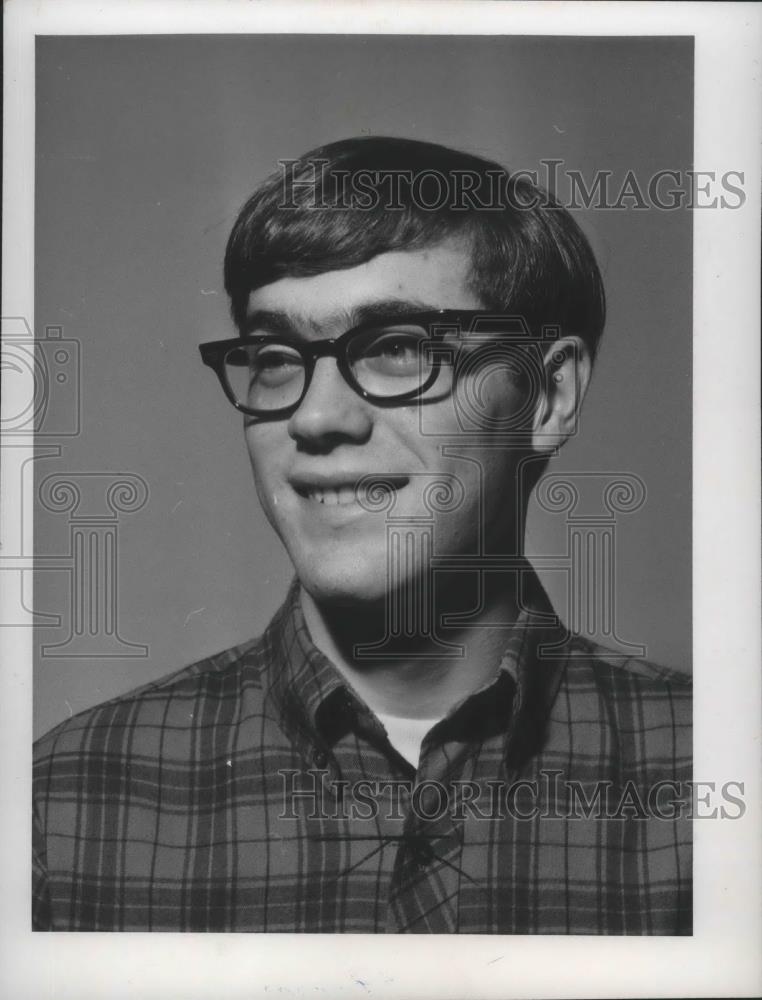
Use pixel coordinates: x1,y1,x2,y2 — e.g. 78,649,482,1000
246,453,282,530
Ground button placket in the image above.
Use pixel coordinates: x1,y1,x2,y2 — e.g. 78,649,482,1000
408,834,436,873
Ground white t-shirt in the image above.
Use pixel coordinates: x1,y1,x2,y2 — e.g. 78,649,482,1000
376,712,441,769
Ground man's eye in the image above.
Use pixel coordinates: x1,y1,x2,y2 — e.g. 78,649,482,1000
255,349,299,369
364,333,425,366
250,346,303,372
383,338,418,360
248,346,304,388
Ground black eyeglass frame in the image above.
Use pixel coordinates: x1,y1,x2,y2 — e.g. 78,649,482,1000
199,309,538,420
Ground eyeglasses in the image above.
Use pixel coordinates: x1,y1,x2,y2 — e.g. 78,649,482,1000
199,310,535,419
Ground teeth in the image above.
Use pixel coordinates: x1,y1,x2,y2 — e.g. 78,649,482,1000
302,480,407,506
307,487,358,506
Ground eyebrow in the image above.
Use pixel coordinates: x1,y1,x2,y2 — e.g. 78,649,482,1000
243,298,440,338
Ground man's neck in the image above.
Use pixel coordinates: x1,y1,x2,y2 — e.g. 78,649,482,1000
299,573,522,720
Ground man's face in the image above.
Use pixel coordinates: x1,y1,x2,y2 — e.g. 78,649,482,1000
243,237,530,606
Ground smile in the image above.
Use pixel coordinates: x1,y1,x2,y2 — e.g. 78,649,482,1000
306,487,359,506
292,475,410,509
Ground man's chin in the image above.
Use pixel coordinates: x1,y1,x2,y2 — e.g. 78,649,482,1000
286,541,391,606
296,571,391,610
288,550,395,604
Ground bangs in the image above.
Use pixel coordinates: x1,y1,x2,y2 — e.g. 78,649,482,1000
223,137,605,357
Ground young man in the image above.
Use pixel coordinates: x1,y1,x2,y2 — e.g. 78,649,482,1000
33,137,691,933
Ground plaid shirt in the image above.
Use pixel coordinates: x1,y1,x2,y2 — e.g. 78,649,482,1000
33,572,692,933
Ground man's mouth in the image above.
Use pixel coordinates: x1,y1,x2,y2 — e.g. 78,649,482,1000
304,486,359,506
293,475,410,507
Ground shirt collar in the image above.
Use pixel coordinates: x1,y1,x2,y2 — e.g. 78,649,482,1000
262,566,567,772
262,578,347,746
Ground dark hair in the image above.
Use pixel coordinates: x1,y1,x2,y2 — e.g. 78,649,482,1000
224,136,605,356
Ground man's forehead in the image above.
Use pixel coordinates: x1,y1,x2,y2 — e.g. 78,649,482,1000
243,297,441,337
244,239,480,332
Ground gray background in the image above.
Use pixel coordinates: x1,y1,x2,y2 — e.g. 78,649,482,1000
34,35,692,738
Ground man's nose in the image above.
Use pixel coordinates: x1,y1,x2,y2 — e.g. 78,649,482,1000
287,357,373,448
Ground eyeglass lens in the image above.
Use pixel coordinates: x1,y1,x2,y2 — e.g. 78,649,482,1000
224,323,452,412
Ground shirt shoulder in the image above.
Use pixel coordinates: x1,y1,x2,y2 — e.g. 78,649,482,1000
569,636,692,704
550,636,692,777
571,637,690,684
33,635,269,767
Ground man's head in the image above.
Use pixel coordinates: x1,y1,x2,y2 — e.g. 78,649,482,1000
224,136,605,353
216,137,604,607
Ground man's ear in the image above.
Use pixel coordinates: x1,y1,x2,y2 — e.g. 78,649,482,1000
531,336,592,454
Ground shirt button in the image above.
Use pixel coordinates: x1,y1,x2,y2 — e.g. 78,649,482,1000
417,783,444,818
312,749,327,768
409,839,435,872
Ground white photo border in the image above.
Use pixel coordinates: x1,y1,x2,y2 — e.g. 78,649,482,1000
2,2,760,998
